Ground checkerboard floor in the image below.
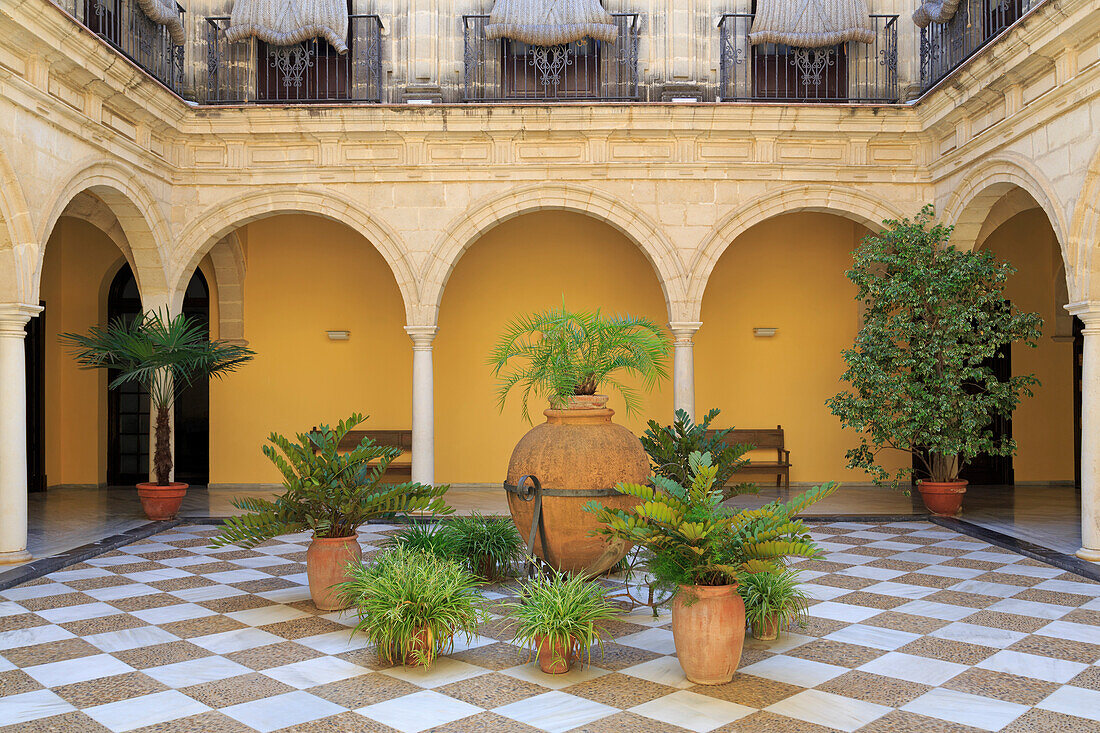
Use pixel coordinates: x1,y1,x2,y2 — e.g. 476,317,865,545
1,521,1098,732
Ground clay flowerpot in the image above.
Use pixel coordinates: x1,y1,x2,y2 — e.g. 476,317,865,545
401,627,435,666
918,480,968,516
136,482,188,521
505,395,648,575
751,613,780,641
305,535,362,611
671,584,746,685
534,635,576,674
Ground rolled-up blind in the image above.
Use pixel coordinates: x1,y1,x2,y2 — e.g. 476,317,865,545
485,0,618,45
136,0,185,45
226,0,349,53
749,0,875,47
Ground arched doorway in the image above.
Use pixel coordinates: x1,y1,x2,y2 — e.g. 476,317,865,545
105,265,210,485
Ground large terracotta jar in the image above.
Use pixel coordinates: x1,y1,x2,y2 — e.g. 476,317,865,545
505,395,648,576
136,482,188,521
671,584,746,685
917,480,967,516
305,535,363,611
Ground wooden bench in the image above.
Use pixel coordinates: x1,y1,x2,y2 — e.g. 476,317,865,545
707,426,791,489
311,428,412,482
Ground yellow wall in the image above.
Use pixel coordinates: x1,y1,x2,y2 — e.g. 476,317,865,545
982,209,1075,482
41,218,121,487
208,215,411,484
435,211,673,484
696,212,907,483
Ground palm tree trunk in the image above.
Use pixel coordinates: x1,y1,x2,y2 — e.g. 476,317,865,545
154,406,172,485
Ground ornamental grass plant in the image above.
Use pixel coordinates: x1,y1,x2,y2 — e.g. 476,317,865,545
336,546,487,667
739,569,810,639
386,522,458,558
446,513,526,581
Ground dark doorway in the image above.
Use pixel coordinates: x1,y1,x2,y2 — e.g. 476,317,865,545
26,303,45,492
1074,315,1083,488
106,266,210,486
959,341,1015,485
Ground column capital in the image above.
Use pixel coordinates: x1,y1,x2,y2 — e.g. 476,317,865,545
405,325,438,349
668,321,703,341
0,303,42,336
1066,302,1100,327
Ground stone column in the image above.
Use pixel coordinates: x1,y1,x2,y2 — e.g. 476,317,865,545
0,304,42,564
406,326,437,486
1068,303,1100,562
669,321,702,421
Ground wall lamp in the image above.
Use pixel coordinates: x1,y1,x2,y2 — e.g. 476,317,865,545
753,327,778,338
326,330,351,341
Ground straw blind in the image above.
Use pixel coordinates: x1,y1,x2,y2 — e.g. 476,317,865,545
912,0,962,27
749,0,875,47
137,0,185,45
485,0,618,46
226,0,349,53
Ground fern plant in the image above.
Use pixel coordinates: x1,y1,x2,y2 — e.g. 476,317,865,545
211,414,452,547
641,408,756,497
584,452,836,597
488,303,671,423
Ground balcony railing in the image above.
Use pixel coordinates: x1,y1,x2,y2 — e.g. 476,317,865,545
462,14,640,102
919,0,1039,92
204,15,383,103
71,0,185,93
719,14,898,103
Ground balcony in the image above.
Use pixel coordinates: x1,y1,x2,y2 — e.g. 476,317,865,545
71,0,184,93
919,0,1040,92
203,15,383,104
462,14,640,102
718,14,898,103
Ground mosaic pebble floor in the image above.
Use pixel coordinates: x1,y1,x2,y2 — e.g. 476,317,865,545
1,520,1098,732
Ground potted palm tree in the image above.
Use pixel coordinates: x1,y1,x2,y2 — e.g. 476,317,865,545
489,304,670,576
211,414,453,610
828,206,1042,515
61,310,254,520
586,452,835,685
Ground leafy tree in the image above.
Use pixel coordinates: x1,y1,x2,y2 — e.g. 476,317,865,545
62,310,254,485
211,414,451,546
641,408,756,496
488,303,670,423
827,205,1043,487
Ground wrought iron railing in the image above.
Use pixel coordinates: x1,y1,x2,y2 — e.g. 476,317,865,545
204,15,383,103
919,0,1039,92
71,0,185,93
719,14,898,103
462,14,640,102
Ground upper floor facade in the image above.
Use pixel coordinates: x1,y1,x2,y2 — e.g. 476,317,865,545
45,0,1050,106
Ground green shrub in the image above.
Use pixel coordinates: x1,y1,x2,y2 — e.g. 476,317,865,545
641,408,755,497
446,514,526,581
503,573,622,668
386,523,458,559
739,570,810,637
336,546,487,667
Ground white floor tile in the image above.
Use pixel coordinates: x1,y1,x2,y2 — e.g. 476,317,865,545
890,551,950,565
858,652,967,685
222,690,344,733
744,632,814,655
204,569,272,584
765,689,891,732
226,604,310,626
85,625,180,653
824,624,921,651
85,689,211,732
143,656,251,687
37,601,119,624
892,600,975,621
257,587,314,604
357,689,482,733
381,657,489,688
976,650,1087,683
948,580,1024,598
2,583,73,601
84,583,159,602
501,661,610,690
264,657,371,689
806,601,879,623
295,629,371,654
838,566,906,581
0,601,28,618
901,687,1028,731
802,584,850,601
930,622,1027,648
615,627,677,654
168,584,247,603
0,689,76,725
739,655,847,687
630,689,755,732
619,656,693,689
912,564,985,580
0,624,74,650
1037,685,1100,722
122,568,193,584
131,602,215,625
821,552,876,566
493,691,616,733
190,627,283,654
1035,620,1100,645
861,581,939,600
987,598,1074,620
49,567,113,582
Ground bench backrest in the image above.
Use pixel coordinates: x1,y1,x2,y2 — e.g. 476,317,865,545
706,426,784,450
311,428,413,452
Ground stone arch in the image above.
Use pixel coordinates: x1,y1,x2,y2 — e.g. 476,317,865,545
1069,140,1100,302
172,189,416,321
420,183,688,326
687,186,906,319
36,159,172,306
973,187,1043,252
205,232,247,343
0,144,37,302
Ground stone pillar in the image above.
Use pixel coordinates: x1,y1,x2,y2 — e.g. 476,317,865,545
406,326,437,486
0,304,42,564
1068,304,1100,562
669,321,702,421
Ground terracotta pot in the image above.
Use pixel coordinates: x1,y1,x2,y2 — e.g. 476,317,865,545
136,482,188,520
534,634,576,674
751,612,780,641
305,535,362,611
671,584,746,685
401,626,435,666
505,396,648,575
917,480,968,516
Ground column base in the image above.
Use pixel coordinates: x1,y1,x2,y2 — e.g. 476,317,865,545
1076,547,1100,562
0,549,32,565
